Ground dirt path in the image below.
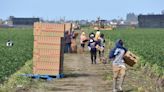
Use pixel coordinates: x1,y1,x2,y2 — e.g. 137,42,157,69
17,52,162,92
25,53,112,92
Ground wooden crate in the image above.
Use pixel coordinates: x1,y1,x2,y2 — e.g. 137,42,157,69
33,68,60,75
34,22,65,32
33,56,60,63
34,22,65,37
33,53,62,75
33,54,60,60
34,36,61,44
123,51,139,67
33,23,65,75
65,23,72,31
34,30,64,37
33,48,61,56
34,42,61,49
34,62,60,70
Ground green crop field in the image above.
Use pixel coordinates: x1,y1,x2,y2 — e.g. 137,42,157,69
101,28,164,76
0,28,33,82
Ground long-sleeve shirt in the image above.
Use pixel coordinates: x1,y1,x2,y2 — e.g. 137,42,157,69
65,34,71,44
95,31,100,41
80,35,87,44
88,39,98,52
98,37,105,47
113,48,126,67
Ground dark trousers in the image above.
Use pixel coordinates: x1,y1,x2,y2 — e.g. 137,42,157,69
90,50,97,64
65,43,71,53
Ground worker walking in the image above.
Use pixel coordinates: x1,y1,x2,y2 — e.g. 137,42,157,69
109,39,128,92
88,34,98,64
98,33,106,61
95,30,100,41
64,31,72,53
89,32,95,39
80,31,88,52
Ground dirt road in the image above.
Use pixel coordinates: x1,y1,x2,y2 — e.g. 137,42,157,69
25,53,112,92
17,52,162,92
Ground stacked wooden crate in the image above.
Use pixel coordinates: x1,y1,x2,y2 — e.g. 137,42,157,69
65,23,72,31
33,22,65,75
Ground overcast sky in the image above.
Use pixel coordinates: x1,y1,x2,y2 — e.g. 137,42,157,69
1,0,164,20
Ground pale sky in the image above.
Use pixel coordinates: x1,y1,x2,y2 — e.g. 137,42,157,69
1,0,164,20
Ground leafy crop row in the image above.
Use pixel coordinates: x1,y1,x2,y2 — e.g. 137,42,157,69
102,28,164,76
0,28,33,83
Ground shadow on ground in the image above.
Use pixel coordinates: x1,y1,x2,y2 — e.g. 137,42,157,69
64,73,91,78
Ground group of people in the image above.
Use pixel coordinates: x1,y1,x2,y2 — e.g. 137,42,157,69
80,30,106,64
64,29,128,92
80,30,128,92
